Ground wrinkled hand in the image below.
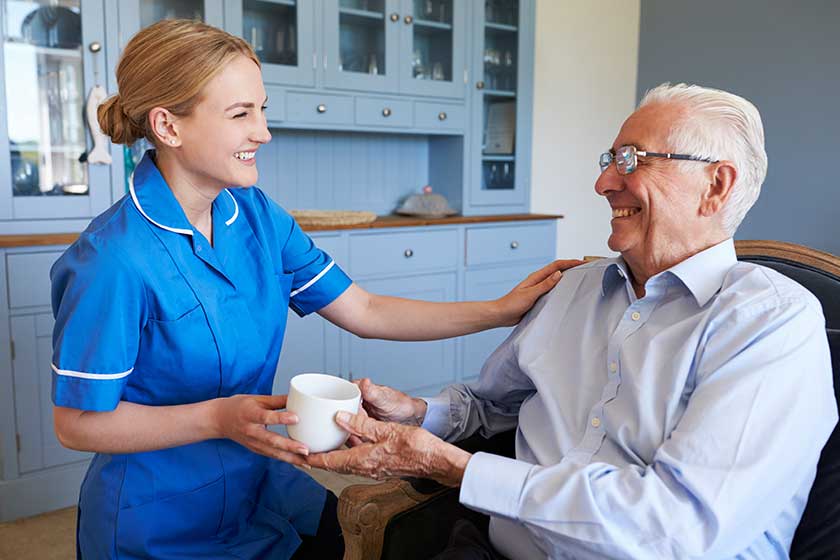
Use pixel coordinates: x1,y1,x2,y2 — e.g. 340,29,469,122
213,394,309,466
354,378,427,425
495,259,584,326
307,411,470,487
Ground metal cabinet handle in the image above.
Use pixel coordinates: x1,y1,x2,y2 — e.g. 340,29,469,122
476,80,485,90
88,41,102,53
510,241,519,249
438,112,447,121
390,12,399,22
404,14,413,24
316,104,327,113
382,107,392,117
404,249,414,258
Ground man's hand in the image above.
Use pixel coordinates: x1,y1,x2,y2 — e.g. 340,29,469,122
307,411,471,487
354,378,427,425
495,259,584,326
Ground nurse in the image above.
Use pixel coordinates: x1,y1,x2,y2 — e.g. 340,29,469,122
51,19,576,559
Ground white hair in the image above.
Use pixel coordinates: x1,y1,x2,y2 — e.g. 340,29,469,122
638,83,767,236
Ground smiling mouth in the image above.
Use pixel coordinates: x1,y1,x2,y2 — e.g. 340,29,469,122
233,151,255,161
612,207,640,218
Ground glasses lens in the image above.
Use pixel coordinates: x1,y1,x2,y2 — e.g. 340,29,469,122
616,146,636,175
598,152,612,172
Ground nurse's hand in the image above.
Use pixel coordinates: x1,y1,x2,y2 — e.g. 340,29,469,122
212,394,310,466
494,259,584,326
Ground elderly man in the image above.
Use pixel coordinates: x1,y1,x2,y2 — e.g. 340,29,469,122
308,83,837,559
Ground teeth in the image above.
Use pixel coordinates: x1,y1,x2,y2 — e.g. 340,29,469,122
612,208,640,218
234,151,255,161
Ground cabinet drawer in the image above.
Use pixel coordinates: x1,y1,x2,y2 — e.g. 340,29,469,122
349,230,458,277
355,97,413,128
414,101,465,131
286,92,354,126
466,223,555,267
7,251,63,309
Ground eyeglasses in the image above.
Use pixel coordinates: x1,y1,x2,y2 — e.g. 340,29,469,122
599,145,719,175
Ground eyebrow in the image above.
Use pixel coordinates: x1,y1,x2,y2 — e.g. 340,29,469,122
225,97,269,111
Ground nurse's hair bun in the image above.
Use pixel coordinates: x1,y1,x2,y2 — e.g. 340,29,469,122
98,94,146,146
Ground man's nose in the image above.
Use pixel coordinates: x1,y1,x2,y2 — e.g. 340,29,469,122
594,165,622,197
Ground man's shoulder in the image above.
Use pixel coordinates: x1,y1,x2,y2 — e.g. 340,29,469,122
716,260,823,320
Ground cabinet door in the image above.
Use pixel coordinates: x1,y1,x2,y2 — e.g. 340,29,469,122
225,0,315,86
461,265,534,382
323,0,400,93
398,0,464,98
348,272,456,394
465,0,533,212
274,311,341,396
0,0,111,220
11,313,91,474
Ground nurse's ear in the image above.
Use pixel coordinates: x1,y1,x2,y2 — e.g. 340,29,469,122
148,106,181,148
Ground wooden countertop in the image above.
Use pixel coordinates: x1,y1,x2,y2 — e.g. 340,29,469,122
0,213,562,248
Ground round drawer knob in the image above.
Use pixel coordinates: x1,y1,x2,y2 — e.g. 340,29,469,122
510,241,519,249
404,14,414,24
316,104,327,114
382,107,392,117
404,249,414,258
476,80,485,90
88,41,102,53
438,112,447,121
390,12,399,22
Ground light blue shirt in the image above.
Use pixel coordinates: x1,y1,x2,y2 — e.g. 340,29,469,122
423,239,837,559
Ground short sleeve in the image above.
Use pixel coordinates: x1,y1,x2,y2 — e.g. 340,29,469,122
278,214,352,317
50,236,147,411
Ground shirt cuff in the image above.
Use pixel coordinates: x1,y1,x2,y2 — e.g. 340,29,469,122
289,261,352,316
52,373,125,411
420,394,451,438
459,452,533,519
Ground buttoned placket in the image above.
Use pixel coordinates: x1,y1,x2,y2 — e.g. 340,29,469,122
565,272,672,464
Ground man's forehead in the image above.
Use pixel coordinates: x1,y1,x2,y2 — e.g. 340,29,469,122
613,103,681,150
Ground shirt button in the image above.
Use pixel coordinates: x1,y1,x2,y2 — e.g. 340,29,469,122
609,362,618,373
631,311,641,321
196,245,202,253
591,417,601,428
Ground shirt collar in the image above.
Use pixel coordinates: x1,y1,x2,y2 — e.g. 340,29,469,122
601,238,737,307
129,150,239,236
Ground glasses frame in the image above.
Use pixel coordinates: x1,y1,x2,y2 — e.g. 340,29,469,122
599,145,719,175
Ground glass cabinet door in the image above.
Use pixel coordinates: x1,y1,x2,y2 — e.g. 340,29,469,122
399,0,464,97
323,0,399,92
468,0,531,210
225,0,314,86
0,0,110,220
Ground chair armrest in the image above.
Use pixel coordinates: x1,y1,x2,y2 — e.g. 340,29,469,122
337,429,516,559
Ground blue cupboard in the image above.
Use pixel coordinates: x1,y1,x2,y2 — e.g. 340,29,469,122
0,0,558,521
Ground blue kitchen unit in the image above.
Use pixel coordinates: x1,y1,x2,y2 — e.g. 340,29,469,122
0,0,557,521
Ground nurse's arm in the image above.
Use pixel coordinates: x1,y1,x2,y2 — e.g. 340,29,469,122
53,394,311,465
317,259,581,341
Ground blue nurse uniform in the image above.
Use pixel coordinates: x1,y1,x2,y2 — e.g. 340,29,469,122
50,151,352,558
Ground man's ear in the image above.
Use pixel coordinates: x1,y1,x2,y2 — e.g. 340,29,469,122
148,107,181,147
700,161,737,217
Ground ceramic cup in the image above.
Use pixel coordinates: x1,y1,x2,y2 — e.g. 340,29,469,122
286,373,362,453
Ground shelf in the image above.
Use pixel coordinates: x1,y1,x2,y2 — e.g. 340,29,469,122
339,8,384,20
256,0,296,6
485,22,518,33
4,39,81,58
483,89,516,98
414,19,453,31
482,155,515,161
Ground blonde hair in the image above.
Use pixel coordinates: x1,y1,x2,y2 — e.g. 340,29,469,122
98,19,259,146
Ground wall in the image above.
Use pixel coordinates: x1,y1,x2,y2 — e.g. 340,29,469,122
637,0,840,255
530,0,641,259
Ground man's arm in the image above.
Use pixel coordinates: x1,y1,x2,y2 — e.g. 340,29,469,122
458,295,837,558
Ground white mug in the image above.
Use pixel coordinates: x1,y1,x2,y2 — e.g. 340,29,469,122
286,373,362,453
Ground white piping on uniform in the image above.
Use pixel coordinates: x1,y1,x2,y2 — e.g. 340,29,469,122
129,172,194,236
290,261,335,298
52,363,133,380
224,189,239,226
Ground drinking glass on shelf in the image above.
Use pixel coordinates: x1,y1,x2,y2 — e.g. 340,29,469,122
488,164,499,188
485,0,495,23
412,48,426,79
432,62,444,81
503,50,515,90
424,0,434,20
502,163,512,186
367,52,378,75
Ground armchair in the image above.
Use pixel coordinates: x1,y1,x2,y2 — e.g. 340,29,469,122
337,240,840,560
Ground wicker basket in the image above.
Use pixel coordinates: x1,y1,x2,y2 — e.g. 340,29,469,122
289,209,378,227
